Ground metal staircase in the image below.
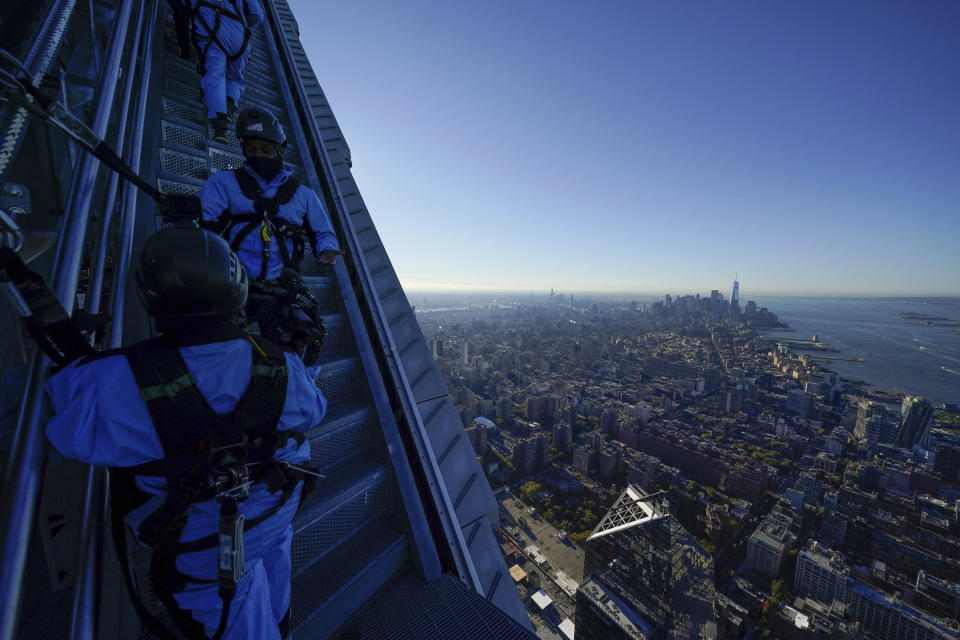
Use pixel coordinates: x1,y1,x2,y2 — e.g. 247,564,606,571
155,14,418,637
0,1,532,637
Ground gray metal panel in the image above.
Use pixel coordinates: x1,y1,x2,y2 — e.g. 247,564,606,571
418,397,498,527
464,520,534,629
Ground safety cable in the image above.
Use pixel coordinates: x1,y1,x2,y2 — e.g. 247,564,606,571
0,49,201,221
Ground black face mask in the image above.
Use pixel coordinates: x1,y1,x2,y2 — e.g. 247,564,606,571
245,155,283,180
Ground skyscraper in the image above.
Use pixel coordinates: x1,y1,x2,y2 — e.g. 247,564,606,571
731,277,739,306
794,540,849,604
855,399,900,446
897,395,934,449
577,486,717,639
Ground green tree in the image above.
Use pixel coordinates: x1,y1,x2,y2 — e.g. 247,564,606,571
518,480,542,503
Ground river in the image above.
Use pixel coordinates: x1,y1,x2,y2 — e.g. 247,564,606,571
753,297,960,406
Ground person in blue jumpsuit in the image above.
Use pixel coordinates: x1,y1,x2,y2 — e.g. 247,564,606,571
199,106,342,278
200,106,341,364
190,0,264,143
45,226,326,639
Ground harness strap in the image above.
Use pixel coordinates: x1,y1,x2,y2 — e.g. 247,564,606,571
212,170,307,278
192,0,251,70
114,333,293,640
124,334,290,542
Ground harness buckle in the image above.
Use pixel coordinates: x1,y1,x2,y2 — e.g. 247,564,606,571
214,464,251,501
217,509,245,591
161,381,183,398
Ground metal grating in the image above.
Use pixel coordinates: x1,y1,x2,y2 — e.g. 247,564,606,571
157,178,201,196
164,76,203,105
241,85,283,112
245,69,279,93
161,120,205,151
219,127,244,150
291,525,404,629
318,319,347,356
160,147,207,179
247,57,272,78
315,364,358,404
340,572,538,640
291,480,389,573
164,58,198,86
303,278,338,311
161,96,203,125
209,146,244,173
309,419,376,471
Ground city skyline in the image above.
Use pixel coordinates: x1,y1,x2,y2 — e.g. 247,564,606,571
291,0,960,296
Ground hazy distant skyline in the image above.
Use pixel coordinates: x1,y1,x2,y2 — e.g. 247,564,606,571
290,1,960,295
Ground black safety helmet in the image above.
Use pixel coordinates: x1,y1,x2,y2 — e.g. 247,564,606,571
135,226,248,323
236,107,286,146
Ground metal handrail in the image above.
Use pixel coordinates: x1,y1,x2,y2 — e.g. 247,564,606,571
69,1,155,637
261,0,482,594
85,0,147,319
0,0,136,636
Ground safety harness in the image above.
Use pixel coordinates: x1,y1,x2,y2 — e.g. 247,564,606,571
109,328,316,639
191,0,252,72
207,168,311,281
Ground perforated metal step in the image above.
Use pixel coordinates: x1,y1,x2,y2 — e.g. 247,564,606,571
291,452,392,576
291,520,409,637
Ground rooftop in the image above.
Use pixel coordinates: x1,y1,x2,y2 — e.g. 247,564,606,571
531,589,553,611
578,577,653,640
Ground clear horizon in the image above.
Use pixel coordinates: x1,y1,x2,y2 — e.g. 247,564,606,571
405,287,960,301
292,1,960,296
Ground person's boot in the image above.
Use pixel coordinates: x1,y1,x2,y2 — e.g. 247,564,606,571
210,113,229,144
226,97,238,126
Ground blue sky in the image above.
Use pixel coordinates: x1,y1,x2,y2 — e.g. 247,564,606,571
289,1,960,296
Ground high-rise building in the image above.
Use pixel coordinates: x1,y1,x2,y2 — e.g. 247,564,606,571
599,443,624,480
552,423,572,452
785,389,811,417
577,486,717,639
745,512,796,579
897,395,934,449
915,570,960,622
935,444,960,482
820,513,848,548
601,408,620,436
465,420,489,456
573,444,597,475
847,579,960,640
731,277,739,306
794,540,849,604
512,433,548,475
855,399,899,446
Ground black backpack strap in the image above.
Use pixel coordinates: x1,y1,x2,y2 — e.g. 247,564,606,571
272,176,300,205
237,336,289,448
124,337,217,546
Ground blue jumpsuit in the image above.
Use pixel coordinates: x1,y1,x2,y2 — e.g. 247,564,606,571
191,0,264,120
46,336,327,639
200,165,339,280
